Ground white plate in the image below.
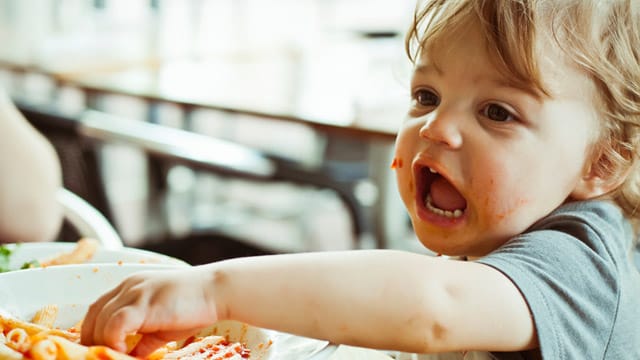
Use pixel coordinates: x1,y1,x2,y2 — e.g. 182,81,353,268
0,263,334,359
0,264,180,327
1,242,188,270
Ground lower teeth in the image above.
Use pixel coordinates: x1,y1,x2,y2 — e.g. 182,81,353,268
425,195,464,218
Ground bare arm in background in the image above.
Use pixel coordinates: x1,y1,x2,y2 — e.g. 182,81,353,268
0,90,63,242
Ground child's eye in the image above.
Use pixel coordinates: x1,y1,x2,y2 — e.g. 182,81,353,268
413,89,440,107
481,103,516,122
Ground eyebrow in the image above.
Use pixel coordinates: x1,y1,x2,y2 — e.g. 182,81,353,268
491,78,544,101
414,63,442,76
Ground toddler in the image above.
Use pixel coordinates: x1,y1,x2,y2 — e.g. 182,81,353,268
82,0,640,358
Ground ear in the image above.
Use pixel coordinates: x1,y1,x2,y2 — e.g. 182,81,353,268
571,171,621,200
571,147,630,200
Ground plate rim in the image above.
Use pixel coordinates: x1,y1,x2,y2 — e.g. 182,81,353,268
2,241,189,268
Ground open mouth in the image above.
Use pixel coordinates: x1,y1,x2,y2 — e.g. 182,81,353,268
417,166,467,219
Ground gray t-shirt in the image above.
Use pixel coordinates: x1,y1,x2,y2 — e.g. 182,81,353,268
477,200,640,359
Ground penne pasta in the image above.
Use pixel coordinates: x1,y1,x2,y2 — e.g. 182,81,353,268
30,306,58,329
0,315,78,342
29,339,57,360
40,238,99,267
1,308,255,360
146,341,179,360
0,316,138,360
6,327,30,353
124,334,142,354
147,334,252,360
48,335,137,360
0,342,23,360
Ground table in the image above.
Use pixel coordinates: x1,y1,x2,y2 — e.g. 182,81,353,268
328,345,394,359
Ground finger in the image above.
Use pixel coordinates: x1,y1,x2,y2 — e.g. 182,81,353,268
130,333,181,358
92,289,146,351
131,329,203,358
88,274,150,345
81,284,124,345
102,306,147,353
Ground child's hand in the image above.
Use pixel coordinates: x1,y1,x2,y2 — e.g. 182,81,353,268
80,266,220,357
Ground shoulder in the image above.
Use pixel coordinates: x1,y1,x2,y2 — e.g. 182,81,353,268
480,200,632,290
490,200,631,266
477,200,638,359
531,200,628,238
527,200,632,264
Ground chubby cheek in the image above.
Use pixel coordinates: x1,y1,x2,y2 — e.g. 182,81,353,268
470,167,532,228
392,134,417,210
392,155,414,206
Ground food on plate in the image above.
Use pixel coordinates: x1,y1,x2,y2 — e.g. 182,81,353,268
0,312,131,360
0,238,99,272
147,334,251,360
36,239,99,268
1,307,256,360
29,306,58,330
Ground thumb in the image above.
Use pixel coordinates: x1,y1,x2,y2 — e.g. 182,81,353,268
130,330,201,359
129,334,171,359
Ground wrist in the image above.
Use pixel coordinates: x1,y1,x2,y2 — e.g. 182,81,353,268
202,263,232,322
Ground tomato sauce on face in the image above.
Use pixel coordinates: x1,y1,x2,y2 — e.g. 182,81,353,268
390,157,403,169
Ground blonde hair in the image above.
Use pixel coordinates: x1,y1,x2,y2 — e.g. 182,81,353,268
405,0,640,225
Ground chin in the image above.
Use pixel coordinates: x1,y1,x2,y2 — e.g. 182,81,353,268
415,232,467,256
414,228,497,258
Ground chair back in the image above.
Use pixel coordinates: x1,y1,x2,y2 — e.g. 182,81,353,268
57,188,123,250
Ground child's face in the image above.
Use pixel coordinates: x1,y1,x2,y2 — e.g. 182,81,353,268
394,19,601,257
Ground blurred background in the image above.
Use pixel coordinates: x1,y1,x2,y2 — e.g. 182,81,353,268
0,0,429,264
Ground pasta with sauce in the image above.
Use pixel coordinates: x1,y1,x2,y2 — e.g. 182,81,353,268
0,313,135,360
0,311,254,360
148,334,251,360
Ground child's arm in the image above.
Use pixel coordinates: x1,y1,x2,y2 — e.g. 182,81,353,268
81,250,537,356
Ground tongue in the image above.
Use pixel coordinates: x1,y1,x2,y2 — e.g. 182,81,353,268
430,176,467,211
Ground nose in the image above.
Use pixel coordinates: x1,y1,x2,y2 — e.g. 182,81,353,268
418,109,463,149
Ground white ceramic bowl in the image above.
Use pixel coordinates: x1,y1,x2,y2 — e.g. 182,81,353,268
0,263,181,327
0,263,334,359
2,242,188,270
